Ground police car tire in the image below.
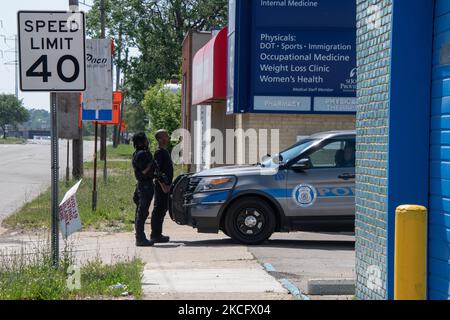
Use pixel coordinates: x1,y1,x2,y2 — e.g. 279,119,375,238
224,197,276,245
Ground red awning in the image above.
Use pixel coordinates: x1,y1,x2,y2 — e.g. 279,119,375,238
192,27,227,105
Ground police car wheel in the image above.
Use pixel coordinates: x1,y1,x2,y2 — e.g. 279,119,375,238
224,197,276,245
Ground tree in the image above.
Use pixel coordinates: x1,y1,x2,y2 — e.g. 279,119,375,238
122,104,148,133
142,80,181,146
22,109,50,130
87,0,228,104
0,95,30,139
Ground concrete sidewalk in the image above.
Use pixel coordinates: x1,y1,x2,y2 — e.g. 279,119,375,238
0,215,356,300
0,219,291,300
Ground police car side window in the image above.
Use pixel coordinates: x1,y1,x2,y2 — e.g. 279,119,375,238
307,140,355,169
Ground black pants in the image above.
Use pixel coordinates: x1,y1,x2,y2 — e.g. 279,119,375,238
151,182,169,238
133,182,154,241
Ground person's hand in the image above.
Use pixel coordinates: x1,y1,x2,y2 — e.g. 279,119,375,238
159,181,171,194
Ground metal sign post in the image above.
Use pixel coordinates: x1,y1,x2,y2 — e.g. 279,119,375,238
92,122,98,211
18,10,86,267
66,140,70,186
50,92,59,267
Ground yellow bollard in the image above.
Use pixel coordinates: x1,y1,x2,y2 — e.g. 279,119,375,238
394,205,427,300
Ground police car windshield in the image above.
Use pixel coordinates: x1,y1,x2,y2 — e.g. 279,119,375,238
261,139,318,166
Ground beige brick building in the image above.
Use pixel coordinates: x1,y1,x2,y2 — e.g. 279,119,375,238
233,113,356,166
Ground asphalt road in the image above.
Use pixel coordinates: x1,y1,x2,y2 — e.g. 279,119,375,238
249,231,355,298
0,139,96,220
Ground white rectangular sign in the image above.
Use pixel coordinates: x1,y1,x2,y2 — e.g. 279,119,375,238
314,97,357,112
18,11,86,91
59,180,82,239
83,39,113,110
253,96,311,112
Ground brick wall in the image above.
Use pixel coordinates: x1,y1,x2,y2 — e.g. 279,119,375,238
355,0,392,300
235,113,356,164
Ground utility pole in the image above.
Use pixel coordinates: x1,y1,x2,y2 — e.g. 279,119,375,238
113,26,122,148
14,35,18,99
118,47,129,143
48,0,83,267
50,92,59,267
1,35,19,99
71,0,84,180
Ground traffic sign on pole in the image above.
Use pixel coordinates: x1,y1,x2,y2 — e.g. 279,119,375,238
18,11,86,91
17,10,86,268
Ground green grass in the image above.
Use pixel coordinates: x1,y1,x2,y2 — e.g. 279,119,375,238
84,160,131,171
3,160,137,232
0,137,26,144
0,244,144,300
79,258,144,299
106,144,134,159
0,143,146,300
2,145,186,232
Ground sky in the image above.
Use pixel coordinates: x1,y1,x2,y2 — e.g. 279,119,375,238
0,0,94,110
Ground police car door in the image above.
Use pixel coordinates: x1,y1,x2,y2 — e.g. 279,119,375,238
286,138,355,218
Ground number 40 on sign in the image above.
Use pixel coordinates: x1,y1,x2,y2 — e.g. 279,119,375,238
18,11,86,92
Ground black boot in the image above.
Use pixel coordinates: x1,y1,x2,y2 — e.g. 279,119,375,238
151,235,170,243
136,238,155,247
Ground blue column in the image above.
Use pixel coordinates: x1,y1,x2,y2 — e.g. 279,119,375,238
386,0,434,299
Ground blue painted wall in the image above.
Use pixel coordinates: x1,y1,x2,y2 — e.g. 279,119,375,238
429,0,450,300
356,0,435,299
386,0,434,299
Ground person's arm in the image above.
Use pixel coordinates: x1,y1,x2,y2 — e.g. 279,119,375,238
142,163,153,175
154,149,171,192
136,152,153,177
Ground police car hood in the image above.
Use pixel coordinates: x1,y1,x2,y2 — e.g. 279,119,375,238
192,165,279,177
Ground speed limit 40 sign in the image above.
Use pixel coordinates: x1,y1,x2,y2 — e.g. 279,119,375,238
18,11,86,91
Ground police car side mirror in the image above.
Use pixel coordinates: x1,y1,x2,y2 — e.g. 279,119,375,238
291,158,311,172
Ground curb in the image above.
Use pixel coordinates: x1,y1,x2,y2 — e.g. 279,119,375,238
263,263,310,300
307,279,355,296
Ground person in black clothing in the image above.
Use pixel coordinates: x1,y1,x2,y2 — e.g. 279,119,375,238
150,129,174,243
132,132,155,247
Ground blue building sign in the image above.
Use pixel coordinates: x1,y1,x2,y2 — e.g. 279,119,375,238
82,109,113,122
227,0,357,114
81,99,113,122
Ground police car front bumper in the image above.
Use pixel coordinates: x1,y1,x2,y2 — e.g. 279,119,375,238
169,174,230,233
186,203,223,233
185,191,230,233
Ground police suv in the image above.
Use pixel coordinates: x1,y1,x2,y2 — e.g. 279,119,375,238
169,131,356,245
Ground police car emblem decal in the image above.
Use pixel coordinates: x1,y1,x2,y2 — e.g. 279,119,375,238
292,184,317,208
